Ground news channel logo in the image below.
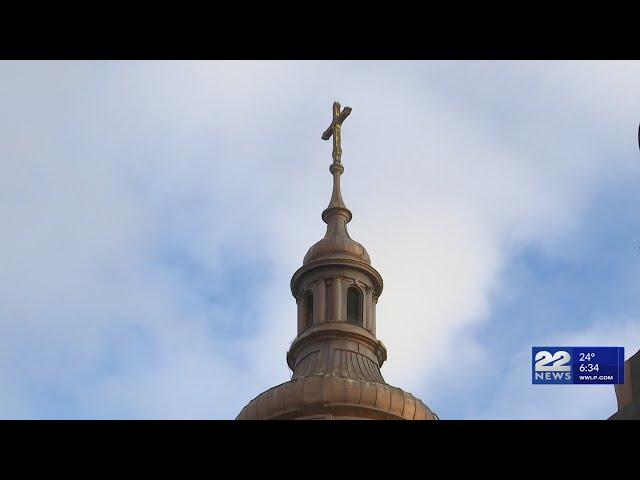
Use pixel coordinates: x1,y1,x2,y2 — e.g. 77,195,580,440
532,347,572,384
532,346,624,385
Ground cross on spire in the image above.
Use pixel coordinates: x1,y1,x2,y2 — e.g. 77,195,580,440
322,101,352,165
320,101,353,225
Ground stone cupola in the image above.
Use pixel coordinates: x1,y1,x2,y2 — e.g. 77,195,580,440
237,102,437,420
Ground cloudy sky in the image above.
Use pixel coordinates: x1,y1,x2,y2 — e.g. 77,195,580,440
1,60,640,419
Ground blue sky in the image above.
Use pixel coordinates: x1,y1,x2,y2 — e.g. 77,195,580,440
1,61,639,419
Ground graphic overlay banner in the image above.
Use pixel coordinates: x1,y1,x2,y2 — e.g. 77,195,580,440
532,347,624,385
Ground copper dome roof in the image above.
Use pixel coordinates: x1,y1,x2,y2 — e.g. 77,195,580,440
303,161,371,265
236,375,437,420
303,221,371,265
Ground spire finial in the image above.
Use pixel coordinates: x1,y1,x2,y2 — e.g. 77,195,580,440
321,101,353,224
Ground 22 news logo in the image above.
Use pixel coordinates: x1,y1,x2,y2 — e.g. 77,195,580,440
532,347,572,384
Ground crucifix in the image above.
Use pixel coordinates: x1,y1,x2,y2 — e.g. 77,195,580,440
322,101,352,165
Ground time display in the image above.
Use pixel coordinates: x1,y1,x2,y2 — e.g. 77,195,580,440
578,362,599,372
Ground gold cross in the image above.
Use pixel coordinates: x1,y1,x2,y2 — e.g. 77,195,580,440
321,101,352,165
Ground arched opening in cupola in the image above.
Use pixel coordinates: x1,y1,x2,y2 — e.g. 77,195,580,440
304,290,314,328
347,287,362,326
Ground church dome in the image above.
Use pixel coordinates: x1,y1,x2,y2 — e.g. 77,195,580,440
237,101,437,421
303,217,371,265
236,375,437,420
